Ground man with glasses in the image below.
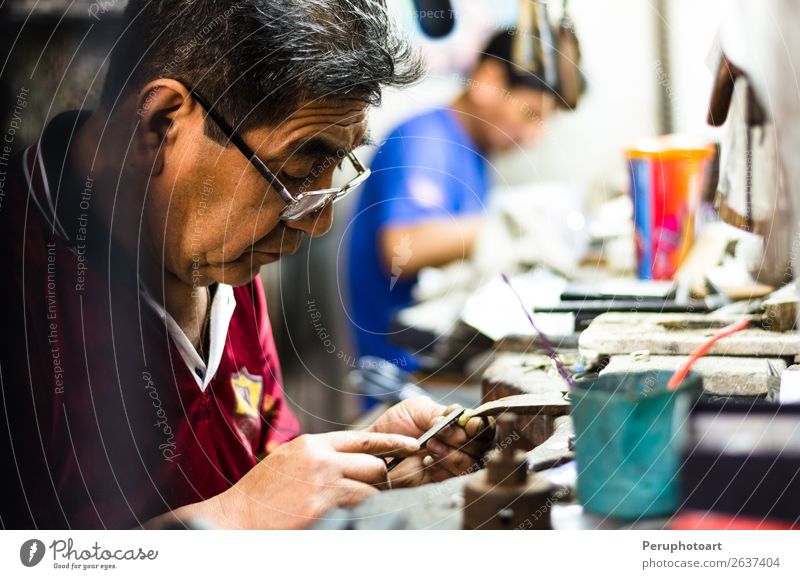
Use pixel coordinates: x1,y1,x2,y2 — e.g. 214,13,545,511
189,90,373,223
0,0,492,530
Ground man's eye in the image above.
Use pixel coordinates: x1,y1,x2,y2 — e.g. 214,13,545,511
279,172,311,187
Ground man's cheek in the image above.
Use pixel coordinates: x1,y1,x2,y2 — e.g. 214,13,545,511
252,201,284,232
308,204,334,237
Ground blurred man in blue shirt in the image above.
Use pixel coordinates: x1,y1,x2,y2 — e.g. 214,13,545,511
347,30,561,369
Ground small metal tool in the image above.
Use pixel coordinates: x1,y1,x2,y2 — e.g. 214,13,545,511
385,406,465,472
766,359,782,402
457,392,570,427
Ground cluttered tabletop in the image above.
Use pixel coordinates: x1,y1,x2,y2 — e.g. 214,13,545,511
331,136,800,529
334,262,800,529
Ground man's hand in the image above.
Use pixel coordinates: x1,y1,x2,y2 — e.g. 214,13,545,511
168,431,419,529
367,396,495,487
380,217,484,279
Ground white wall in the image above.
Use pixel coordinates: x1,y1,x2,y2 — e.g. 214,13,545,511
367,0,725,197
668,0,725,135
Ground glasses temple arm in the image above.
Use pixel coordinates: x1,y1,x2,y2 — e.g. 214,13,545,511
188,88,293,202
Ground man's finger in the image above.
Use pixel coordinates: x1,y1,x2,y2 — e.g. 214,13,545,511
406,396,453,431
426,439,475,476
427,463,458,483
432,418,494,461
434,423,469,447
332,478,380,508
337,452,394,486
464,416,495,439
459,437,493,461
322,430,420,456
430,429,481,461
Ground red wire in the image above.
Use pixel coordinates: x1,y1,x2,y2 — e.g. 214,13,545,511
667,317,750,391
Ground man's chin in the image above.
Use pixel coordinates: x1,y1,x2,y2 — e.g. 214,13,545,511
206,253,281,286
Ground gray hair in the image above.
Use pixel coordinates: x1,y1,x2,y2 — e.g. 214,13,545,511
101,0,423,137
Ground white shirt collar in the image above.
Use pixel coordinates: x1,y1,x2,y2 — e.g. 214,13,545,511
140,283,237,392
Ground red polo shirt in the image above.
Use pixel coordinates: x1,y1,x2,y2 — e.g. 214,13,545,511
0,111,300,529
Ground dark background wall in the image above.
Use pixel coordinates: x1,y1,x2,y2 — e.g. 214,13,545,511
1,1,124,150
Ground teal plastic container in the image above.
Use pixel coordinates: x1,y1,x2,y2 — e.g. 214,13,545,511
570,370,702,519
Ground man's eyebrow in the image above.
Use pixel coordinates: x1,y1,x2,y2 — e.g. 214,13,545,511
279,131,374,160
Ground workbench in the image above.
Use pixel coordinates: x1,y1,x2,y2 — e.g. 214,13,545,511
333,303,800,529
319,353,671,530
322,413,668,530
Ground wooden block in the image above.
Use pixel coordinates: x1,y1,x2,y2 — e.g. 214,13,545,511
579,313,800,357
602,354,785,396
481,353,571,449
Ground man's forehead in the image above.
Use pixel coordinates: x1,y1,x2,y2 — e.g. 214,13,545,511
260,98,370,159
286,98,369,127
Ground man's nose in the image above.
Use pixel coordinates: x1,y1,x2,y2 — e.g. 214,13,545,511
284,202,334,237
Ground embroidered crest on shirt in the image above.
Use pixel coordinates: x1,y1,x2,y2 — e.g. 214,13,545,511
231,368,263,418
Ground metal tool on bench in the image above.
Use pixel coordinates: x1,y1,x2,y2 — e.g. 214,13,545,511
462,414,557,530
385,406,466,473
384,392,570,472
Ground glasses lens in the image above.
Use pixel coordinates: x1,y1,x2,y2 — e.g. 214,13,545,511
280,192,336,221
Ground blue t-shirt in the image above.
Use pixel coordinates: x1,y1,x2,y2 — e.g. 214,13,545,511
346,108,489,369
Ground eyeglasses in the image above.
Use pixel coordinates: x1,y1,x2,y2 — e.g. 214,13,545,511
189,89,371,222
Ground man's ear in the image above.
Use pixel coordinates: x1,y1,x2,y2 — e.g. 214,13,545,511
133,79,197,175
468,58,508,106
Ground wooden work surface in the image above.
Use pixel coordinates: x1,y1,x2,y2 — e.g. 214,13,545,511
341,416,575,529
338,415,667,530
603,354,784,396
580,313,800,357
481,353,571,449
